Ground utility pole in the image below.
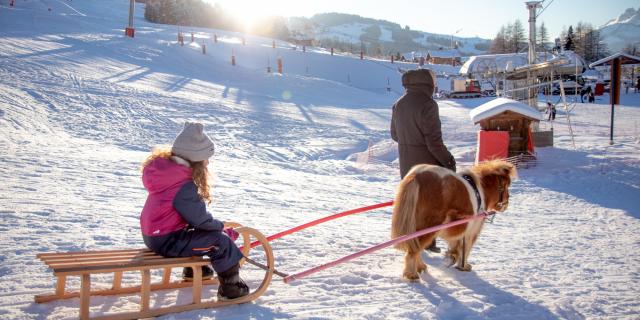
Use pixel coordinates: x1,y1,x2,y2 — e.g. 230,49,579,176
525,1,543,64
525,1,543,110
125,0,135,37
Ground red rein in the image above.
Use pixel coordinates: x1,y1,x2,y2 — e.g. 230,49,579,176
241,201,394,251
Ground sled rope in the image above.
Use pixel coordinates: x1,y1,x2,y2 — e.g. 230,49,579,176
283,211,498,283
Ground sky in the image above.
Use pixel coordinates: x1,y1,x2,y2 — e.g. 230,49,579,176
208,0,639,40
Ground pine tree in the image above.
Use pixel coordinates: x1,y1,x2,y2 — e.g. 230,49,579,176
564,25,575,51
512,19,526,53
538,22,549,51
490,26,508,54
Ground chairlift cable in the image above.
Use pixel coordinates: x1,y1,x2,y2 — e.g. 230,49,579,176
536,0,554,18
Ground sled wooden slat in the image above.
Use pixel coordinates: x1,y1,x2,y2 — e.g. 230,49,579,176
35,278,221,303
37,248,153,258
41,252,158,264
51,257,207,275
34,226,275,320
44,255,181,268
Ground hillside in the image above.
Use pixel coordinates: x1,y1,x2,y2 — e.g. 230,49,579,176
1,1,640,319
599,7,640,52
288,13,490,56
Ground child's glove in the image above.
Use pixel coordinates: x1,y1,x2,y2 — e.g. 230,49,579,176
223,227,239,241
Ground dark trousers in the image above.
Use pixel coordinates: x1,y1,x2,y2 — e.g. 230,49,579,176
143,228,243,273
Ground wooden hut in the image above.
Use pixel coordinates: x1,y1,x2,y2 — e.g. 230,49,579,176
470,98,542,163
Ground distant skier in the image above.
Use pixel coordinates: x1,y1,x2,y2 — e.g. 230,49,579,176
390,68,456,254
139,122,249,300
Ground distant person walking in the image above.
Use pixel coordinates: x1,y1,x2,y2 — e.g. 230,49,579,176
390,68,456,253
636,77,640,93
580,86,592,103
547,102,556,121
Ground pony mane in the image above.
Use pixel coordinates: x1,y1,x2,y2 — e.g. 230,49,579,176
471,160,517,180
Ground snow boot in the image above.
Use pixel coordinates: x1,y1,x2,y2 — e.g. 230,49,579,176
182,265,214,281
217,263,249,300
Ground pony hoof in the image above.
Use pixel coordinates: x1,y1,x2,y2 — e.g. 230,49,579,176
455,264,472,272
403,272,421,281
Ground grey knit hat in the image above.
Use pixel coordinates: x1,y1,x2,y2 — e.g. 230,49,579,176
171,122,215,162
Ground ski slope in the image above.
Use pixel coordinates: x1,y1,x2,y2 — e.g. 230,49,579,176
1,1,639,319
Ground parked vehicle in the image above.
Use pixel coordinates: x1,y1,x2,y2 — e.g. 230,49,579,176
449,79,482,98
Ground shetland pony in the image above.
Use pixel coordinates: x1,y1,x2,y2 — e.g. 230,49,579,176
391,160,516,280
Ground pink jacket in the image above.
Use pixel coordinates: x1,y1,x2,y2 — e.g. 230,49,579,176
140,157,192,236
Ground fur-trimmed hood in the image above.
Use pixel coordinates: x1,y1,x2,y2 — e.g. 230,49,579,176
142,157,192,194
402,69,435,97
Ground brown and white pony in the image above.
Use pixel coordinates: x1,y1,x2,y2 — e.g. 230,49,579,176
391,160,517,280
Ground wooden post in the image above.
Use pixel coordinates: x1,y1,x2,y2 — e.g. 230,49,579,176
610,57,621,145
80,274,91,320
214,34,217,43
277,58,283,74
192,266,202,304
140,270,151,311
331,48,334,56
112,272,122,290
125,0,135,38
162,268,171,285
360,51,363,60
202,43,206,54
55,276,66,296
191,32,194,43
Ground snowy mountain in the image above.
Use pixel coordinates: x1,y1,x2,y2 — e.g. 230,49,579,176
599,7,640,52
288,13,490,56
1,1,640,319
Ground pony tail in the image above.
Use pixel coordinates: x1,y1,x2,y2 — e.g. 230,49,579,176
391,176,421,252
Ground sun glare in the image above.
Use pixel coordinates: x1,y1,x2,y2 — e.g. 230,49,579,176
207,0,280,32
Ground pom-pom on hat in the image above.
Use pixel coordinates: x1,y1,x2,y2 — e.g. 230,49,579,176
171,122,215,162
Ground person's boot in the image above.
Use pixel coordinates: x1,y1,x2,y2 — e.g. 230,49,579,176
426,240,441,253
217,263,249,300
182,265,214,281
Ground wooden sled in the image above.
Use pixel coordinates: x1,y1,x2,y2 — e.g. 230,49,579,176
34,225,274,320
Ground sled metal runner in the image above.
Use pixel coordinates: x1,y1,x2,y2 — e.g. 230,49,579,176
34,226,274,320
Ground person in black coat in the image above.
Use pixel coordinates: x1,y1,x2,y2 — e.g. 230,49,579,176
390,69,456,253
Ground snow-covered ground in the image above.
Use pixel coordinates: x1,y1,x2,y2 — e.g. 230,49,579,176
1,1,639,319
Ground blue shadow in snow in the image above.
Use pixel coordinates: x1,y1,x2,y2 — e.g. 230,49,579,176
412,254,559,320
525,147,640,219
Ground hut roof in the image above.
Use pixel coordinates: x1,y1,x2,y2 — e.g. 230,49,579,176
470,98,542,124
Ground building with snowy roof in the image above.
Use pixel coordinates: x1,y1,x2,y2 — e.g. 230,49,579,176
470,98,542,163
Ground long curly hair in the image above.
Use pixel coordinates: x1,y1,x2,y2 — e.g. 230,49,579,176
142,146,212,203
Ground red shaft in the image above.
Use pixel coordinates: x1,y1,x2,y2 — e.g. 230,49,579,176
242,201,394,250
283,211,495,283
